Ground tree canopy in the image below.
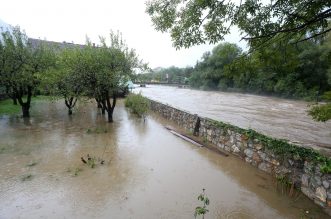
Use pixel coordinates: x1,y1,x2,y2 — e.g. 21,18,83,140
146,0,331,49
1,27,143,122
0,27,56,117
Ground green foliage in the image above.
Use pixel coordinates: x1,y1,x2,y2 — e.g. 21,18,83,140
309,91,331,122
0,26,56,117
308,103,331,122
187,34,331,100
125,93,150,117
146,0,331,49
0,99,20,116
136,66,193,84
189,43,242,90
87,157,96,169
194,189,210,219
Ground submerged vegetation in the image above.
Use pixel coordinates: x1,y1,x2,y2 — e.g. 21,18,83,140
0,99,20,116
125,93,150,117
86,127,108,134
194,189,210,219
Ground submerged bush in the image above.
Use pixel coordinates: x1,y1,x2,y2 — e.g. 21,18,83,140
125,93,150,117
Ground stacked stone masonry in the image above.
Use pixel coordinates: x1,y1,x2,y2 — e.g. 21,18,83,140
149,99,331,215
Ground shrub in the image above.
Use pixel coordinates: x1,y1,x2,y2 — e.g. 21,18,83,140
125,93,150,117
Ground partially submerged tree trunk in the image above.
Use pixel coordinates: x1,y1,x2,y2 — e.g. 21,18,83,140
5,86,18,105
13,97,17,105
99,91,117,122
101,99,106,115
64,96,78,115
95,97,102,109
16,86,33,118
21,103,30,117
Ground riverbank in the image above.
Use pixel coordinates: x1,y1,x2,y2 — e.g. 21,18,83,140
148,98,331,215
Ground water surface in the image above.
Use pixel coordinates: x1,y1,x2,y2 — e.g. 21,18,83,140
0,100,328,218
135,85,331,154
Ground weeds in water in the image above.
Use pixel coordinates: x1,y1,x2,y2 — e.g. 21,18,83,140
194,189,210,219
202,137,208,144
125,93,150,118
67,167,83,176
86,127,108,134
275,175,301,198
87,157,96,168
26,161,38,167
74,168,82,176
81,154,104,168
21,174,33,181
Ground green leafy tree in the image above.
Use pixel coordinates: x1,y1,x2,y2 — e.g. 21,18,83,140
189,42,242,89
81,32,141,122
42,47,84,115
146,0,331,49
0,26,55,117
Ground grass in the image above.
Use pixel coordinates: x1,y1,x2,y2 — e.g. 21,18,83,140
67,167,83,176
0,99,20,116
0,96,53,116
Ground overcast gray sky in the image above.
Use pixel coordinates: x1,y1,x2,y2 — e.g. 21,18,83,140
0,0,246,68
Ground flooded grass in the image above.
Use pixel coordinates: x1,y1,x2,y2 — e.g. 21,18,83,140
67,167,83,177
20,174,34,182
0,99,329,218
86,127,108,134
0,99,20,116
26,161,38,167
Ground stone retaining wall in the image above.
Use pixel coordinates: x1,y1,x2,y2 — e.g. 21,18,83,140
149,99,331,215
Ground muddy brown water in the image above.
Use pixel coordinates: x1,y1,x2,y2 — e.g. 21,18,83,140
135,85,331,154
0,100,329,218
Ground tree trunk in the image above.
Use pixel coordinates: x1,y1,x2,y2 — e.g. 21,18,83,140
22,104,30,118
65,97,77,115
107,110,113,122
96,98,102,108
101,99,106,115
16,86,32,118
105,93,116,123
13,97,17,105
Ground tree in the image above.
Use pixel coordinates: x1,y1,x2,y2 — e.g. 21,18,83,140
146,0,331,49
42,47,84,115
81,32,141,122
189,42,242,89
0,26,55,117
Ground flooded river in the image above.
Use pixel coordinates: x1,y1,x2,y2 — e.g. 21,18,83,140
0,100,329,218
135,85,331,153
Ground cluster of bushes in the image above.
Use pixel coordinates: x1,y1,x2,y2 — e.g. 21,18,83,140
125,93,150,117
